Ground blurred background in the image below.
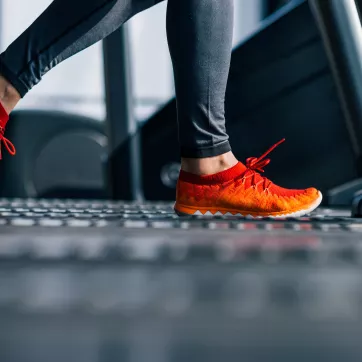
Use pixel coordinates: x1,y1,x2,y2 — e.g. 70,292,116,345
2,0,315,202
1,2,362,362
0,0,287,122
0,0,357,204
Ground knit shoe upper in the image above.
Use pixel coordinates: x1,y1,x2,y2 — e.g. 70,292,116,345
175,139,322,218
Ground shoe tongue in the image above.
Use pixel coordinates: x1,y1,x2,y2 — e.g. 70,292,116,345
239,162,272,189
0,102,9,128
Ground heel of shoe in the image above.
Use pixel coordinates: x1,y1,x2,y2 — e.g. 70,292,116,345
174,208,190,217
174,202,198,217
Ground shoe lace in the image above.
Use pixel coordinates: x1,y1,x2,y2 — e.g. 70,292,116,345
242,138,285,192
0,125,16,160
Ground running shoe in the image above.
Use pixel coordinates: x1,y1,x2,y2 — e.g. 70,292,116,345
0,102,16,159
175,139,322,218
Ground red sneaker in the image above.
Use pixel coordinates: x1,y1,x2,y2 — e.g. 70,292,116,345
0,102,16,159
175,139,322,218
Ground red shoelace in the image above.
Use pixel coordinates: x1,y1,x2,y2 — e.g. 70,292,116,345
0,124,16,160
242,138,286,192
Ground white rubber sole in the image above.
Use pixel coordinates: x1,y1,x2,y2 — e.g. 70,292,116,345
176,191,323,219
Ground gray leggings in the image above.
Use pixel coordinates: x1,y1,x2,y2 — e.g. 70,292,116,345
0,0,234,158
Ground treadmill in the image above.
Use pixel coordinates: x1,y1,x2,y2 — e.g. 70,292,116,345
138,0,362,205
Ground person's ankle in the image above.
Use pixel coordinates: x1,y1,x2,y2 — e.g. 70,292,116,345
0,75,21,114
181,151,239,176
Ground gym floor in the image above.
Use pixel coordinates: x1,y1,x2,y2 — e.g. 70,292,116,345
1,199,362,362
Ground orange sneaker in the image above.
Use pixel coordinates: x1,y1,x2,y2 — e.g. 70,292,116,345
0,102,16,159
175,139,322,218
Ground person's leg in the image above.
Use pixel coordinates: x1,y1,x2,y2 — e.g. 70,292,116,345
0,0,164,114
0,0,164,157
166,0,238,176
169,0,322,217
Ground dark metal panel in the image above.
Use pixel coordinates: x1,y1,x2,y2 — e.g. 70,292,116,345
309,0,362,173
264,0,293,16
